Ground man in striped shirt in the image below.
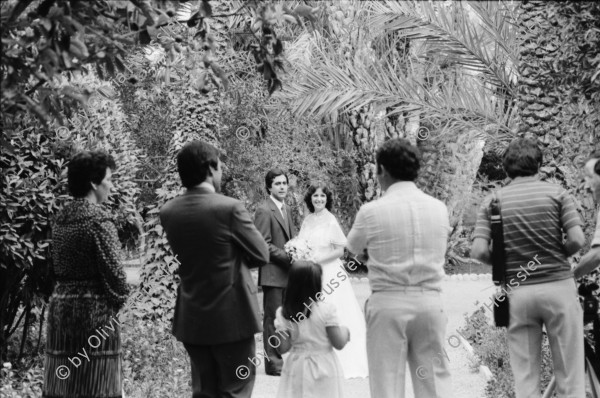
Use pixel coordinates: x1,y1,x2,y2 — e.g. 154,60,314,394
471,138,585,398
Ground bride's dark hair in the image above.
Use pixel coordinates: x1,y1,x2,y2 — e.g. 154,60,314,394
304,182,333,212
282,261,322,322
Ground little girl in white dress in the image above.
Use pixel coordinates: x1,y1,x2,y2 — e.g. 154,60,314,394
275,261,350,398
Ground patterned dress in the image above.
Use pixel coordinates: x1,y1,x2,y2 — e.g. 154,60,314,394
43,199,129,398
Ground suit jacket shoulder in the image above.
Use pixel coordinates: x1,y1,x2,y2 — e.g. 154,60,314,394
256,199,273,212
161,190,237,215
159,188,265,345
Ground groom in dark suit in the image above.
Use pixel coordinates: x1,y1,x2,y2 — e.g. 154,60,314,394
254,168,296,376
160,140,269,398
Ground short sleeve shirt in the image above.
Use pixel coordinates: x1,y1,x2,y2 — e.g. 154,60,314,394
473,176,582,284
347,182,450,291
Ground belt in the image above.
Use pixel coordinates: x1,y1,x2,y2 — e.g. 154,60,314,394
52,293,103,299
372,285,441,293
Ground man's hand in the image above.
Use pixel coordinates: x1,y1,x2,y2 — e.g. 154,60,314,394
356,249,369,264
471,238,491,265
574,247,600,279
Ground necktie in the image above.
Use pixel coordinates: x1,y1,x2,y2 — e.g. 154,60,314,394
281,204,289,231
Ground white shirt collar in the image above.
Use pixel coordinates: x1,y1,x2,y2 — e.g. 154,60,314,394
384,181,417,196
197,181,216,193
270,195,284,210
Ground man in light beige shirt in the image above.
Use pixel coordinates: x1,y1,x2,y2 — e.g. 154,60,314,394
347,138,452,398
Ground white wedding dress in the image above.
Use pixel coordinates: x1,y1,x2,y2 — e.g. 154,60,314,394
298,209,369,379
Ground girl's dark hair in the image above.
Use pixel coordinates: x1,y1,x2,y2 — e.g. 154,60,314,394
303,182,333,213
282,261,322,322
68,151,116,198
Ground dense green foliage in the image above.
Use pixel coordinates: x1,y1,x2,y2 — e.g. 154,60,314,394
0,73,142,361
460,306,554,398
516,0,600,244
0,0,235,125
1,309,191,398
0,122,64,362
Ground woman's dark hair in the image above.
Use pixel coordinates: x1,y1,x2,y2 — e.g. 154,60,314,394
502,138,543,179
304,182,333,213
265,168,288,194
282,261,322,322
68,151,116,198
177,140,220,188
375,138,420,181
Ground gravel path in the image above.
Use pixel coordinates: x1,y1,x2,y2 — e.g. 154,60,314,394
125,268,495,398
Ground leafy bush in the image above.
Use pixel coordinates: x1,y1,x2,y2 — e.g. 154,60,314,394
122,318,190,397
0,306,45,397
0,309,191,398
0,358,44,398
478,151,507,181
1,71,142,362
1,119,67,358
220,113,341,228
0,0,241,125
220,76,352,230
460,305,553,398
54,72,145,248
117,78,173,207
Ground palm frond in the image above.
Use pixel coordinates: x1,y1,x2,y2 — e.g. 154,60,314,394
277,35,513,142
175,1,193,22
366,0,517,96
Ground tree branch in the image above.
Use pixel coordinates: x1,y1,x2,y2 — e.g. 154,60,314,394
25,79,47,96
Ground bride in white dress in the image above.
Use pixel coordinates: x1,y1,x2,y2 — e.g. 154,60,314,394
297,182,368,379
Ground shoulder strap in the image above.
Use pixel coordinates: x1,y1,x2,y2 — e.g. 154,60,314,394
490,191,506,286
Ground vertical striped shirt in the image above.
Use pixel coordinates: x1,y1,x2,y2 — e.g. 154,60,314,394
473,176,582,285
347,181,450,292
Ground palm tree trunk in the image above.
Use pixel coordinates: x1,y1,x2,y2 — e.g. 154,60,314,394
347,104,378,203
138,90,223,321
516,0,600,244
417,129,485,229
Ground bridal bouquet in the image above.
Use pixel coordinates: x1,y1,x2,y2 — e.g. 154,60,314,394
284,238,315,262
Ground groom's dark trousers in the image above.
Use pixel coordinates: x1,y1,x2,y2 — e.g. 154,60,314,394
254,199,295,374
160,186,269,398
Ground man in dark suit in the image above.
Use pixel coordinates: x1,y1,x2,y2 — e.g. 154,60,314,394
160,140,269,398
254,168,296,376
